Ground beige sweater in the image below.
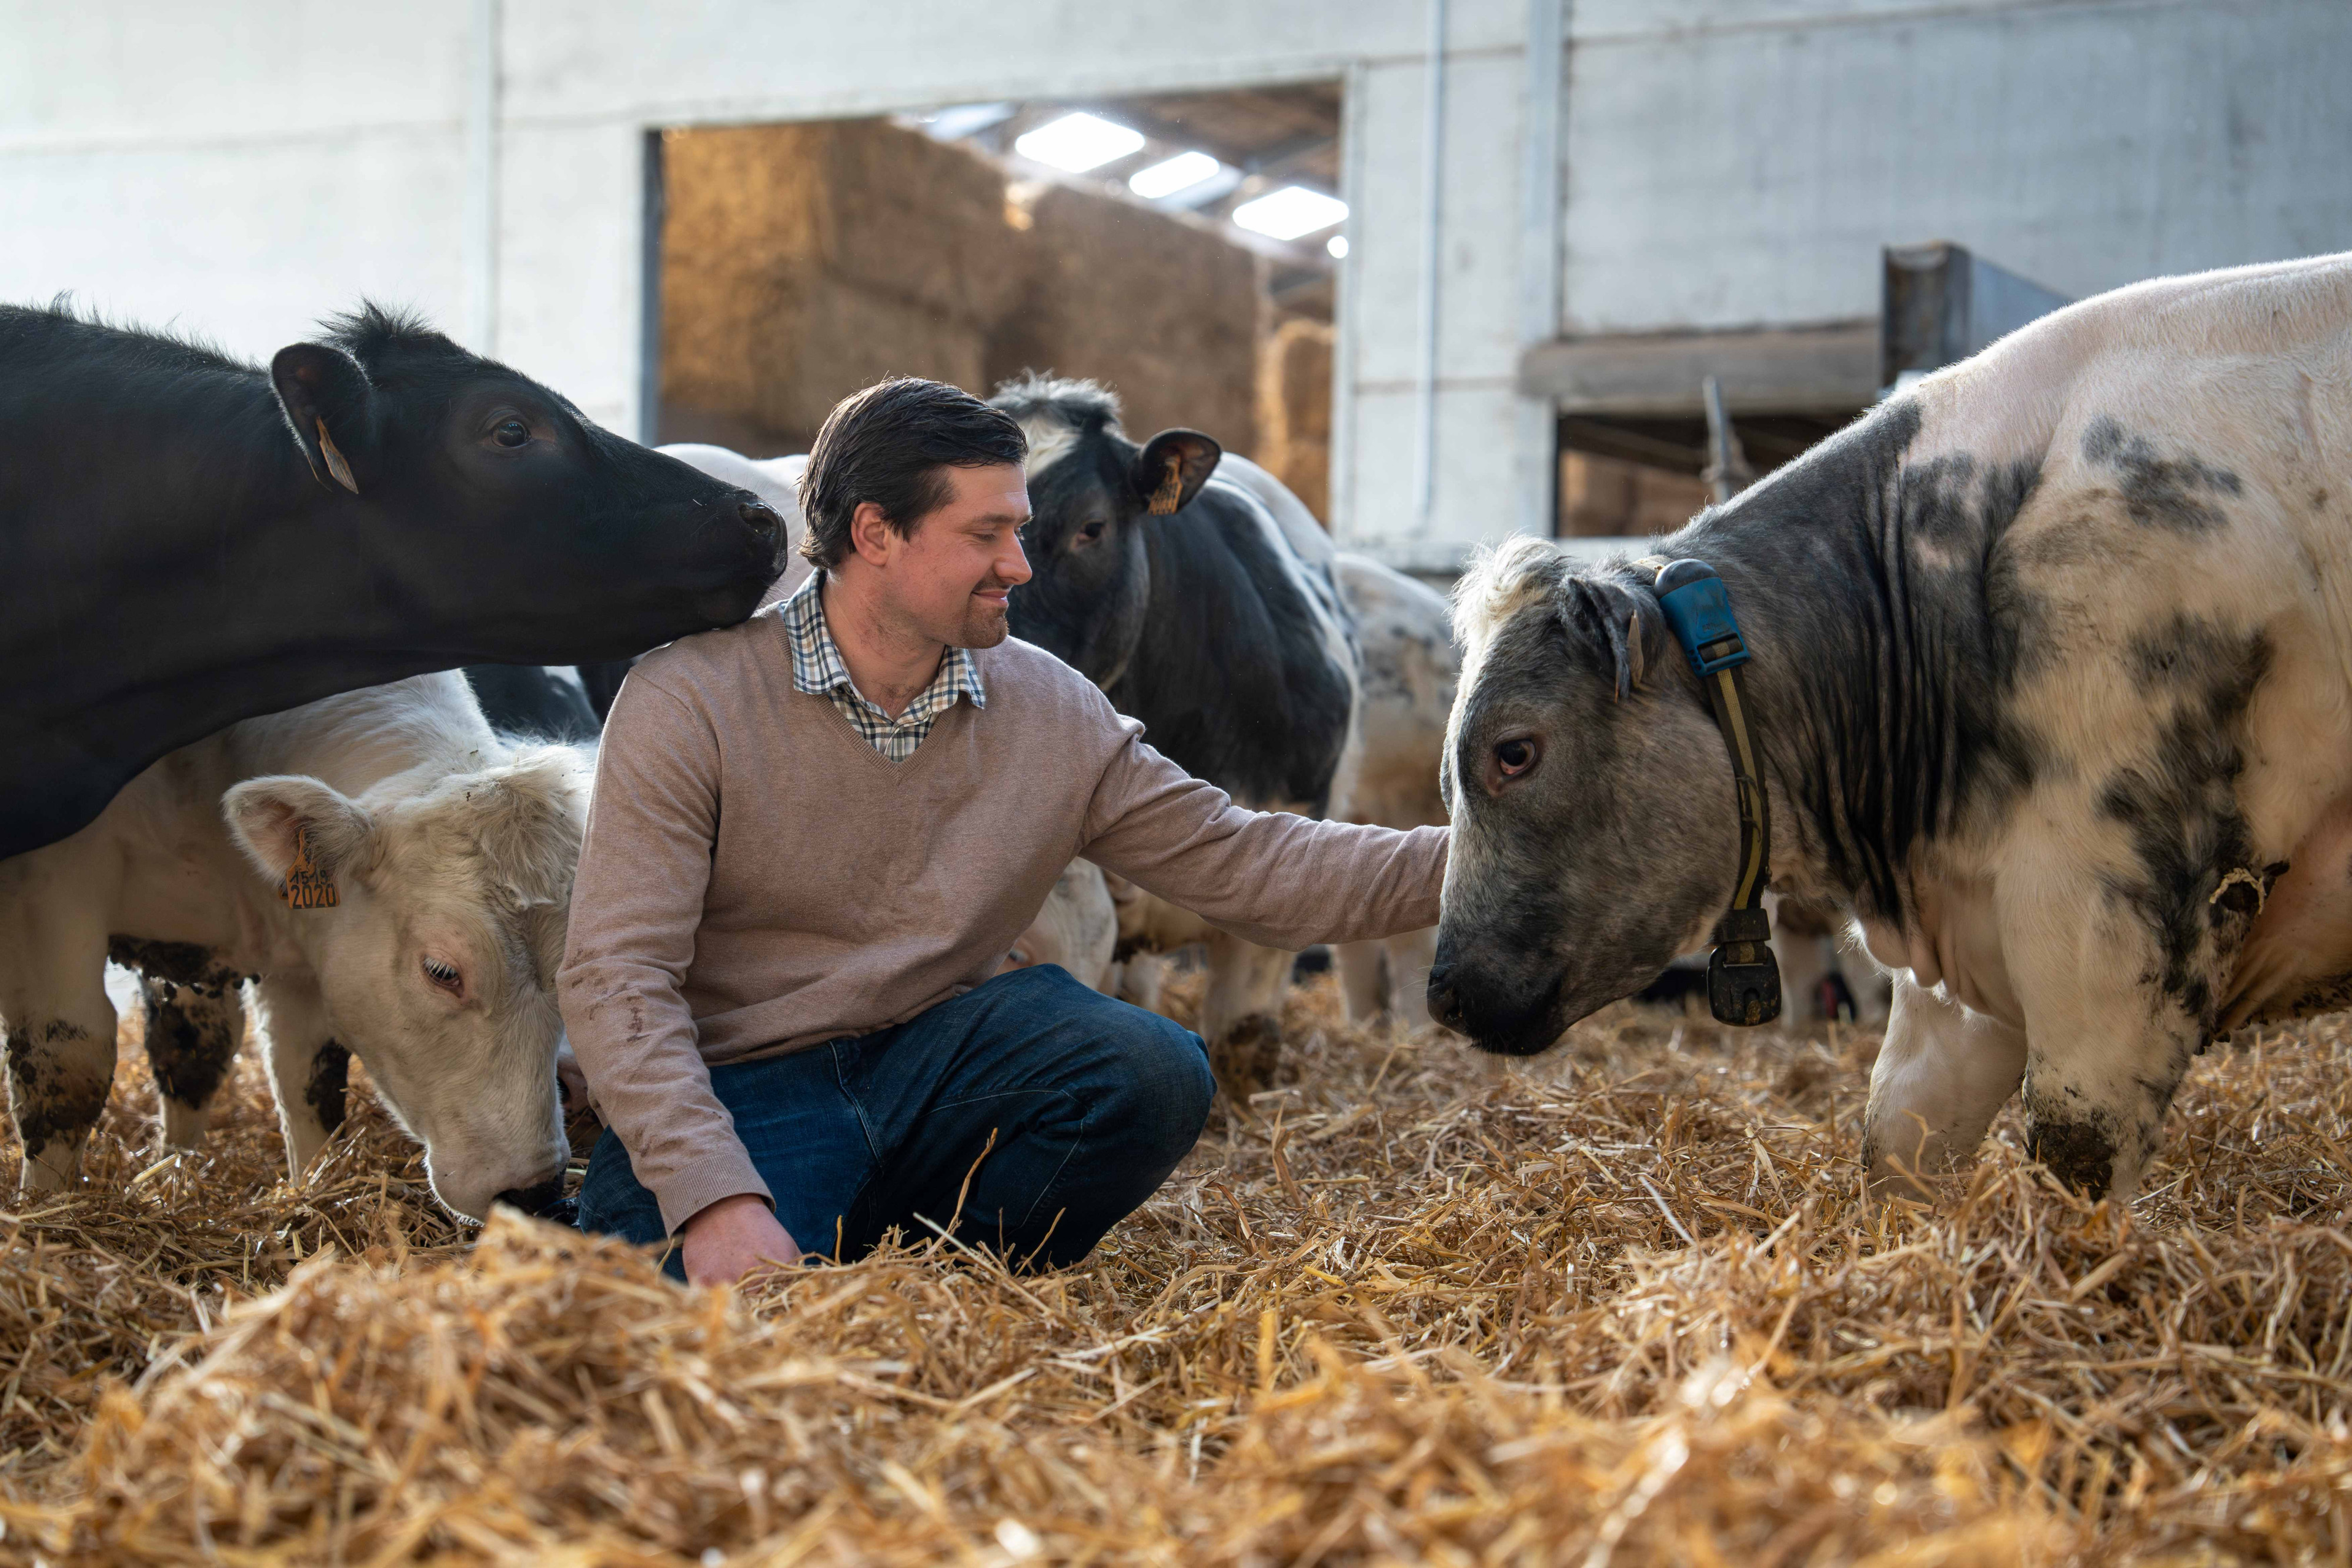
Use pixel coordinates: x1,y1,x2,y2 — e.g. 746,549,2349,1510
557,614,1448,1232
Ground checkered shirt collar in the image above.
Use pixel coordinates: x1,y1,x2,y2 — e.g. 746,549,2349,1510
780,569,986,727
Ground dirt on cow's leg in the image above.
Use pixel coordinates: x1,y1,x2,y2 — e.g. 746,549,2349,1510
1201,933,1295,1108
2,972,118,1193
1208,1015,1284,1106
132,967,249,1149
1999,815,2247,1206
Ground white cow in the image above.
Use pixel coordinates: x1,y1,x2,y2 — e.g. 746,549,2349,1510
0,674,583,1219
1003,860,1120,991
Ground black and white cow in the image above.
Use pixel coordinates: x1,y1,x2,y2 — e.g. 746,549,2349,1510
1200,455,1458,1028
992,377,1361,1093
462,665,603,742
0,674,584,1219
1433,253,2352,1205
0,301,786,861
1325,554,1456,1027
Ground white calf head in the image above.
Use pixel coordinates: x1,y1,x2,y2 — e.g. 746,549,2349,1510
224,746,584,1220
1005,861,1118,991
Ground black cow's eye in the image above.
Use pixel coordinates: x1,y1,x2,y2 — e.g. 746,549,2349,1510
1494,737,1539,779
493,418,530,448
1074,520,1107,546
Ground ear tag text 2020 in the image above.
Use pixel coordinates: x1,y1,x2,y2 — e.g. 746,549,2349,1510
282,824,339,910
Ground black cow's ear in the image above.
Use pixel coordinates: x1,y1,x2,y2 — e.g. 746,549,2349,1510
270,343,374,495
1130,429,1222,517
1562,574,1668,703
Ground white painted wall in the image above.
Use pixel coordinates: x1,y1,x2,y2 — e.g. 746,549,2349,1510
1561,0,2352,334
5,0,2349,573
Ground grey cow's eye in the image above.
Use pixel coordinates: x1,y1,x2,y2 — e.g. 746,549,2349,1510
1494,737,1539,779
422,957,463,992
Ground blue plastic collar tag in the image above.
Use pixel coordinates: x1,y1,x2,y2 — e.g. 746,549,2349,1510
1655,566,1750,677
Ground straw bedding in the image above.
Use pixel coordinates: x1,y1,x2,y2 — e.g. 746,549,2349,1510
0,975,2348,1563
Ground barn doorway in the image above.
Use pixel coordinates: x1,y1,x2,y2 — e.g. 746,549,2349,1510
644,83,1344,523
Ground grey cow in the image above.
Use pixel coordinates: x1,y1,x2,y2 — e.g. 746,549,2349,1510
1431,252,2352,1205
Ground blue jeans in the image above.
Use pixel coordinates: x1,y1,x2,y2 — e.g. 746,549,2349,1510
576,964,1215,1275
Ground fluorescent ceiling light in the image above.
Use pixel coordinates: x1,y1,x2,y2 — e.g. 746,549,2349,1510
918,102,1015,142
1013,112,1145,173
1326,234,1349,259
1128,150,1222,200
1231,185,1349,241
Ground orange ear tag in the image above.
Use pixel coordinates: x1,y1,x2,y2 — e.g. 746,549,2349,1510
1147,452,1185,516
282,824,340,910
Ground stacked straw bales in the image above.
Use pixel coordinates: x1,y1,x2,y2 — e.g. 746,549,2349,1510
2,974,2350,1561
1256,317,1334,523
659,119,1268,460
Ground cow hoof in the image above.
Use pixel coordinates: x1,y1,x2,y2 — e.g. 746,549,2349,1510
162,1097,211,1149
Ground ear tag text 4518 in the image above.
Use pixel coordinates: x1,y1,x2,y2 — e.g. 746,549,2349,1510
282,824,339,910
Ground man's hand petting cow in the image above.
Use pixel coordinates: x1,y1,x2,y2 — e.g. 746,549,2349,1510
1432,252,2352,1206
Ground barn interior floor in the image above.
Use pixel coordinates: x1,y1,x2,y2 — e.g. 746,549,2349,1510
0,972,2344,1562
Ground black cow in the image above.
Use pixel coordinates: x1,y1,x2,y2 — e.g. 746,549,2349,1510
1,300,784,858
461,664,603,742
991,375,1359,1095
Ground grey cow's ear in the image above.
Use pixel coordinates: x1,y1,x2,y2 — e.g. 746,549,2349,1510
270,342,375,494
1561,573,1668,703
1130,429,1222,517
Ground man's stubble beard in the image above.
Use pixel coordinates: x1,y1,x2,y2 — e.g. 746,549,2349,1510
956,599,1013,649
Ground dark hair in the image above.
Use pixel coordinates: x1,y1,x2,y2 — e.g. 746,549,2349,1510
798,377,1027,569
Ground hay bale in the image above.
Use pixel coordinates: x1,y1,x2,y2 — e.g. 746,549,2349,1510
660,118,1270,463
984,185,1264,457
659,119,1024,452
1559,451,1712,538
1255,316,1333,522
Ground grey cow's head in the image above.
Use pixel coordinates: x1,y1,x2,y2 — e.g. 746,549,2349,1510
1429,538,1742,1054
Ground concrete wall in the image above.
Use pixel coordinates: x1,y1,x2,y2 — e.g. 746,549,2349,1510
1559,0,2352,335
7,0,2350,574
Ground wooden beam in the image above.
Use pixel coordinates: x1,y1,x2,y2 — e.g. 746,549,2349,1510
1518,321,1880,416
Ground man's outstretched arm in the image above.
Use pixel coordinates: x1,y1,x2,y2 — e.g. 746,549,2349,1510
556,674,799,1281
1078,716,1448,950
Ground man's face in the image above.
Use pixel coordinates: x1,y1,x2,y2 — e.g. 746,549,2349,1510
880,463,1033,648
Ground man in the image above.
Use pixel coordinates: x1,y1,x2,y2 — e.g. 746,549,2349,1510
560,377,1446,1286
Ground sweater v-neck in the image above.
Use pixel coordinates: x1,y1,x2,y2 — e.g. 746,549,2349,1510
808,687,969,783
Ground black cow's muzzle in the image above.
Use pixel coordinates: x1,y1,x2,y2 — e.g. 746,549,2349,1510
738,500,785,550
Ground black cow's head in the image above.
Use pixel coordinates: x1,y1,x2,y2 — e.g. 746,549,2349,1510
269,306,785,661
1429,539,1740,1054
987,376,1219,685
